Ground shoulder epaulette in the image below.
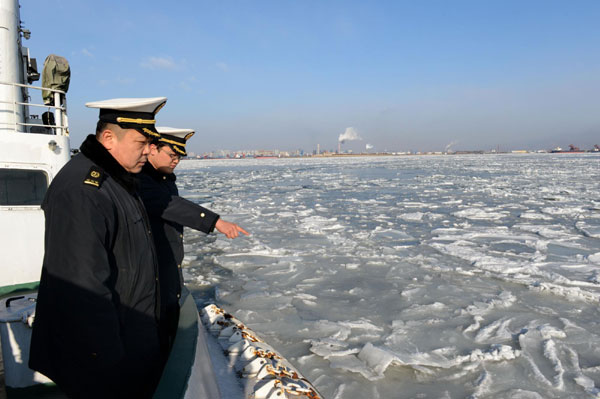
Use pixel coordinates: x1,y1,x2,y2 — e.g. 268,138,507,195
83,166,105,188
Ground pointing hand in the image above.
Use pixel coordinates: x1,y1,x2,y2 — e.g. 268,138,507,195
215,219,250,239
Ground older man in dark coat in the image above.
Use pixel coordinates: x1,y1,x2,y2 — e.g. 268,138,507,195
29,97,168,398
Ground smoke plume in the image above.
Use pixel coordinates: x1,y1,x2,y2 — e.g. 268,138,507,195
445,140,458,152
338,127,362,143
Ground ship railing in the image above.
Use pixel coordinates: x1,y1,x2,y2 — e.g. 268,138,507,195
0,80,68,136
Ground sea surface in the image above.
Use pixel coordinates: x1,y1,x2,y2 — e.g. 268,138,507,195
176,154,600,399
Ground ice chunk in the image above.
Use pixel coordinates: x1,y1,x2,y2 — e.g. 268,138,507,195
589,252,600,264
357,342,396,377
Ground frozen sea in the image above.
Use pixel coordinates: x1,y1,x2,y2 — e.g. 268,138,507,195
176,153,600,399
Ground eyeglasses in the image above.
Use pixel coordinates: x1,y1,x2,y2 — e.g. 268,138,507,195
161,148,182,161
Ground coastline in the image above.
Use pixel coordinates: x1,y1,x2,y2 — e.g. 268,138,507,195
185,150,600,161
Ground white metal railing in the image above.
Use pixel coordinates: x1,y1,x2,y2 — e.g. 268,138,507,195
0,80,68,136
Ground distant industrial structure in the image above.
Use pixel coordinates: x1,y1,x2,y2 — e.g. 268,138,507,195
186,143,599,160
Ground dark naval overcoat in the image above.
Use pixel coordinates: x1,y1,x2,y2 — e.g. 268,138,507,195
29,135,164,398
137,162,219,344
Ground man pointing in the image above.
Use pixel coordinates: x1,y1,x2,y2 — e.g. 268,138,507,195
138,127,249,348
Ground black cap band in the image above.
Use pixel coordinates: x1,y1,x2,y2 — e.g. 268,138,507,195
99,109,160,138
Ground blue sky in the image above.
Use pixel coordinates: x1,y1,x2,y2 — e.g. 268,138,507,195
22,0,600,153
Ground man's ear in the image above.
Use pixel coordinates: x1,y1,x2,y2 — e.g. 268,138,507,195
99,128,117,150
149,143,159,156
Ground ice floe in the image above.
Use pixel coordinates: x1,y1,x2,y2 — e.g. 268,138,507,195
179,154,600,399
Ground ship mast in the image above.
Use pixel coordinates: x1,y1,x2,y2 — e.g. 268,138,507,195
0,0,28,133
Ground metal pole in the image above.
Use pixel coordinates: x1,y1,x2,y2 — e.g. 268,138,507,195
54,92,62,136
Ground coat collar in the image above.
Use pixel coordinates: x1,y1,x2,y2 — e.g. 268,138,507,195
79,135,138,194
142,161,177,182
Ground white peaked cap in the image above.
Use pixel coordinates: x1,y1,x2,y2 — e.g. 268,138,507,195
85,97,167,113
85,97,167,138
155,126,195,156
156,127,195,139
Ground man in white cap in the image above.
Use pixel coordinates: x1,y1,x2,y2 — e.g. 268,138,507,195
30,97,169,398
138,127,249,349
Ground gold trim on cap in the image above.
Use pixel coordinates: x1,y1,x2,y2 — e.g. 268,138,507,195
159,137,186,148
172,146,186,155
116,117,156,125
142,128,160,137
